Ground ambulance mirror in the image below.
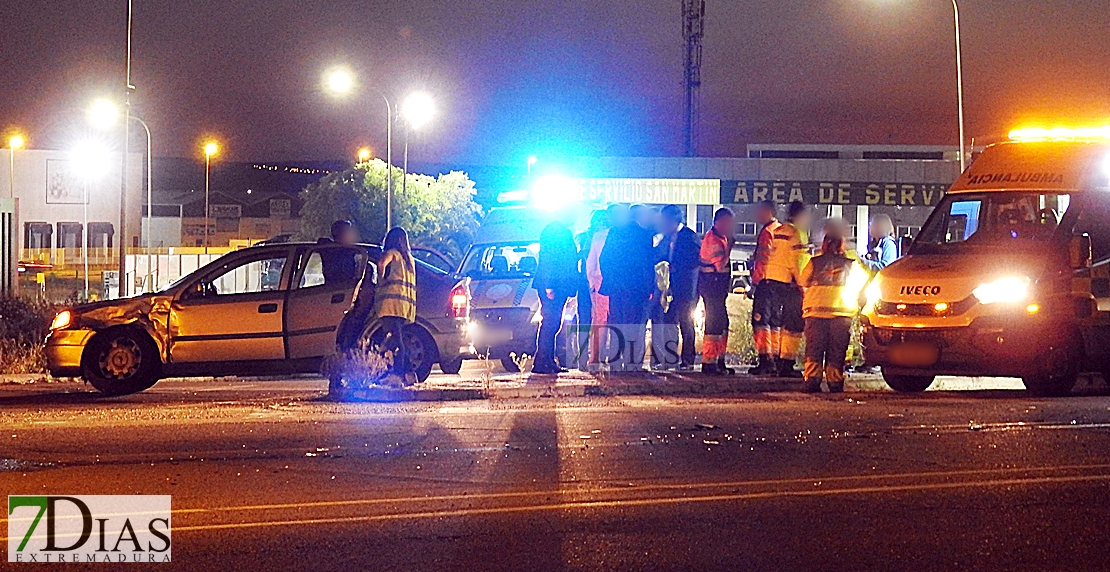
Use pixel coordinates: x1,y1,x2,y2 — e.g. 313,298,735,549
1069,234,1092,269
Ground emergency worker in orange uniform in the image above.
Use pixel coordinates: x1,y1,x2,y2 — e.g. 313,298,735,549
698,208,736,374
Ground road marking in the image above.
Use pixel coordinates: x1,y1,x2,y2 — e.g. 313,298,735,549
161,472,1110,534
4,462,1091,525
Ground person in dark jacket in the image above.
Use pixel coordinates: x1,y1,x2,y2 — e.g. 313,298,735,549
533,220,579,374
317,219,361,285
599,204,656,371
652,204,702,370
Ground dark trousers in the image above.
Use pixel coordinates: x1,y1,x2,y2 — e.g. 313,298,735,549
608,293,648,369
803,317,852,383
535,294,569,370
379,316,408,374
698,273,731,336
574,277,592,369
653,297,696,367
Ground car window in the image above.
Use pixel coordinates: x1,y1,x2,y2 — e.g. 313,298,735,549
460,243,540,277
209,255,287,296
1074,196,1110,263
297,247,365,289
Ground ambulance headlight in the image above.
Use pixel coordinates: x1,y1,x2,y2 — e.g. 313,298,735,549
972,277,1030,305
864,278,883,307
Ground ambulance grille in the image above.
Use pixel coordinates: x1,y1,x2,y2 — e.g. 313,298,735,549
876,296,976,317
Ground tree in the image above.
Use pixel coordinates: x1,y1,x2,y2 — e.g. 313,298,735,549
299,160,482,261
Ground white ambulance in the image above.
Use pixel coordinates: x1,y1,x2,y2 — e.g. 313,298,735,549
861,131,1110,396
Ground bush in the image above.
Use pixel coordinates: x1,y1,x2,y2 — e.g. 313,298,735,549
0,296,55,374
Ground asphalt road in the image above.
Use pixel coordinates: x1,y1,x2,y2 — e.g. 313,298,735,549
4,375,1110,571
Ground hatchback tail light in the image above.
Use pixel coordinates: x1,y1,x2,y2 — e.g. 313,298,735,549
450,281,469,318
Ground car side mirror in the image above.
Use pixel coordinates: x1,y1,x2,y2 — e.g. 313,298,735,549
183,281,211,300
1069,234,1092,269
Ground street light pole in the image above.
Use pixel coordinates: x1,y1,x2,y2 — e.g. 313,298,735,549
117,0,135,298
204,151,211,254
952,0,966,171
383,94,393,231
83,180,90,299
8,135,23,198
130,117,153,292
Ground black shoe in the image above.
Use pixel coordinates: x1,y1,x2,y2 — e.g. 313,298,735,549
747,355,776,376
717,357,736,376
532,364,567,375
802,380,823,393
777,360,804,379
702,362,720,375
827,382,844,393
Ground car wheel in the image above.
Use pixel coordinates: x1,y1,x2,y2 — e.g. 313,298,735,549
439,357,463,375
402,325,439,382
1024,340,1079,397
882,372,935,393
500,357,520,373
81,328,162,396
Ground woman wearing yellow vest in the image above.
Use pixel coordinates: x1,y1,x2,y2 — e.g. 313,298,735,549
374,227,417,377
798,234,868,393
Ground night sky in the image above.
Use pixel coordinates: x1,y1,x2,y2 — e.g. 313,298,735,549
2,0,1109,167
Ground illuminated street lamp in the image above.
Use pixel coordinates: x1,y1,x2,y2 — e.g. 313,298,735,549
357,147,372,163
399,91,435,201
323,68,395,228
8,134,24,198
71,139,112,300
203,141,219,253
88,98,155,292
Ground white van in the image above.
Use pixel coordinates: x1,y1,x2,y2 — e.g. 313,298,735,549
861,134,1110,396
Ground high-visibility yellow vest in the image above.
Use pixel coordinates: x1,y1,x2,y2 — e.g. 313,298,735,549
374,250,417,323
800,254,869,318
764,221,810,285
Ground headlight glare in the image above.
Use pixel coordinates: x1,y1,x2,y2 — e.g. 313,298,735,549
972,277,1030,305
50,310,73,330
864,278,883,307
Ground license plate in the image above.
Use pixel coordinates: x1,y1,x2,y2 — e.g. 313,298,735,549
888,343,939,367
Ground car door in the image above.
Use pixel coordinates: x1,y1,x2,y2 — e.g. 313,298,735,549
285,245,369,359
169,247,293,363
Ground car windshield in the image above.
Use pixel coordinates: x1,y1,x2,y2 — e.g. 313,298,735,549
913,191,1071,253
460,242,540,277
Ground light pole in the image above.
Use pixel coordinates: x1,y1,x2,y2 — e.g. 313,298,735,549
399,92,435,212
203,142,219,253
8,134,24,198
527,156,537,176
870,0,966,169
951,0,966,170
323,68,395,229
88,99,154,292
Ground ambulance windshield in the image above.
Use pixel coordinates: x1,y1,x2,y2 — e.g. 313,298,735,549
914,192,1070,252
460,242,541,277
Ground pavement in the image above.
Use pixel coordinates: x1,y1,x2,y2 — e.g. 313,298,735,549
4,371,1110,571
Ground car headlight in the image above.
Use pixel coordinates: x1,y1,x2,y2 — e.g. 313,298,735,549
972,277,1029,304
50,310,73,330
864,278,883,307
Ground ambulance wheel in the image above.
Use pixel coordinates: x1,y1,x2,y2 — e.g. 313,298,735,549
81,327,162,396
1023,334,1079,397
883,373,935,393
500,357,520,373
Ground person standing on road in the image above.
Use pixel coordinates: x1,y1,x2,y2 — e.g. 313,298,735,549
533,220,579,374
748,201,782,375
799,234,869,393
699,207,737,375
586,204,625,367
574,210,608,369
862,214,899,273
373,227,417,380
763,200,812,378
654,204,701,370
600,203,656,371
